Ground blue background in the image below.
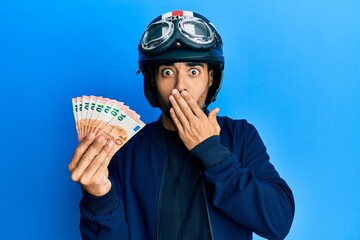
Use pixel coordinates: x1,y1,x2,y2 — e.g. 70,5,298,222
1,0,359,239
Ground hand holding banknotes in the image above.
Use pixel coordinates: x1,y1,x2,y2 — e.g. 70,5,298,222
69,133,115,196
69,95,145,196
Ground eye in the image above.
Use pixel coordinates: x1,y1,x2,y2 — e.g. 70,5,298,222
162,68,174,77
189,68,200,76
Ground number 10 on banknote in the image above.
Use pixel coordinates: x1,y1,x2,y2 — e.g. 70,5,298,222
72,95,146,151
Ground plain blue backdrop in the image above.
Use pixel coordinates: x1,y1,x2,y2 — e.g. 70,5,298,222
1,0,359,239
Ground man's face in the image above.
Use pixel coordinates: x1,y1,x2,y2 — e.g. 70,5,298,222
154,62,213,117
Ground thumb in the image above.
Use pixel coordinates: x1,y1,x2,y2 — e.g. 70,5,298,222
208,107,220,125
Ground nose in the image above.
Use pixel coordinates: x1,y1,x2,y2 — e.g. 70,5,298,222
175,71,187,92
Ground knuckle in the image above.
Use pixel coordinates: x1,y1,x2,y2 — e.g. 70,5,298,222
94,135,106,146
74,147,83,157
103,142,114,153
70,171,79,182
96,156,105,167
79,175,89,186
82,152,90,160
93,176,102,186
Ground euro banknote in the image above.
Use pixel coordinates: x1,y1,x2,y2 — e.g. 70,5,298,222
72,95,145,151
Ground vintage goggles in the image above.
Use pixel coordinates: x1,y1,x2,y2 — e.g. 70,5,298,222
140,16,219,55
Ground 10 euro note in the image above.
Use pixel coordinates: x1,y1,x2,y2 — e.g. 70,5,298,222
72,95,146,151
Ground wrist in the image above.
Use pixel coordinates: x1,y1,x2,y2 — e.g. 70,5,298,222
83,179,112,197
81,179,119,215
191,135,232,168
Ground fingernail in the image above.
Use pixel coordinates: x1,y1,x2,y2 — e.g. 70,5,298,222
171,89,178,94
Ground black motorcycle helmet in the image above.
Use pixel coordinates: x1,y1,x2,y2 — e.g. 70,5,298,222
138,10,224,110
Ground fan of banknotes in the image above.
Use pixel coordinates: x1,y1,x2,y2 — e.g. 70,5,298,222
72,95,146,151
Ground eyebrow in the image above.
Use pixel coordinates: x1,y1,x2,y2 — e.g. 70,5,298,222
160,62,205,68
186,62,205,68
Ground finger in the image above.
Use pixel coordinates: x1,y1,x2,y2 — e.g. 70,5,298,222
88,167,112,193
208,108,220,122
180,90,204,118
101,146,117,168
91,147,115,184
169,93,190,128
208,107,221,132
169,107,184,132
174,90,201,121
86,147,115,191
78,140,115,186
70,135,107,181
170,89,201,123
69,133,95,172
82,166,112,196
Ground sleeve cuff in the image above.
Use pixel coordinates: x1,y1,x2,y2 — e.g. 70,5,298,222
80,183,119,215
191,135,232,169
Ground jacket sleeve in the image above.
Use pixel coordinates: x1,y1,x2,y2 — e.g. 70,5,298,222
191,121,295,240
79,160,129,239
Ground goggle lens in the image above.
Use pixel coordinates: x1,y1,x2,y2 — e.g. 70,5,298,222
142,22,173,50
141,17,216,52
180,19,214,44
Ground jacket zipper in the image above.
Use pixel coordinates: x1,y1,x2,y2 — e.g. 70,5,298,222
155,154,167,240
199,168,215,240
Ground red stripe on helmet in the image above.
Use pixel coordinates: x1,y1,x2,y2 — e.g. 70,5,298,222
172,10,183,16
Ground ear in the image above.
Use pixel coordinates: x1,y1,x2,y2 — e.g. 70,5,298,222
208,69,214,87
151,77,155,87
151,66,159,88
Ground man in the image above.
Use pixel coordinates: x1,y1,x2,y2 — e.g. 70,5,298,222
69,10,295,239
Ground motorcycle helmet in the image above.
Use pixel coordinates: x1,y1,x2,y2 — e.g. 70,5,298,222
138,10,224,109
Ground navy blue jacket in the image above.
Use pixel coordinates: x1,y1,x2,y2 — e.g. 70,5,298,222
79,116,295,239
